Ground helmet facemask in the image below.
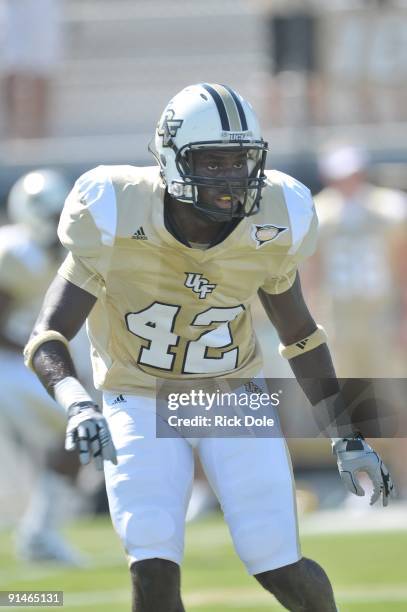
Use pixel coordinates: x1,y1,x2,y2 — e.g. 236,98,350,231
173,141,268,222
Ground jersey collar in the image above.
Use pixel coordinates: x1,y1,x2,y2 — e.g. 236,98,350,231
150,174,249,255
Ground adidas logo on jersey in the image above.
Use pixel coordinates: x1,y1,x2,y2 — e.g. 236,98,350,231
132,227,148,240
184,273,216,299
112,394,126,405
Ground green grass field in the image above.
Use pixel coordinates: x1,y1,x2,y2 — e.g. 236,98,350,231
0,514,406,611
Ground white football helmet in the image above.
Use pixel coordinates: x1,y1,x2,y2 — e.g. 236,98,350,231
150,83,268,220
7,169,70,246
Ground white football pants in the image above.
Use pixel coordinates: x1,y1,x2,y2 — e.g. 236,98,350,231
103,388,301,575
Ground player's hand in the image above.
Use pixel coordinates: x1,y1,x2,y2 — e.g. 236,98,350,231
332,437,395,506
65,401,117,470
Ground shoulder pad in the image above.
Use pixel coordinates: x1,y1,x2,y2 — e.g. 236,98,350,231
58,166,117,256
265,170,317,256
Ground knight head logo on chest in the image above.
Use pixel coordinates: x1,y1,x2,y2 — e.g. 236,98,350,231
184,273,217,299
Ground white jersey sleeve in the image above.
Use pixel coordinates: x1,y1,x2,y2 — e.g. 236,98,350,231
261,171,318,294
57,166,117,297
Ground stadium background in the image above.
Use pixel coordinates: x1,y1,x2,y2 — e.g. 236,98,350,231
0,1,406,610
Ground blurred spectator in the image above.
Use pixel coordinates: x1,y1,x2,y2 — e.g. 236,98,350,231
305,144,407,377
262,0,407,126
264,0,323,126
317,0,407,124
1,0,64,138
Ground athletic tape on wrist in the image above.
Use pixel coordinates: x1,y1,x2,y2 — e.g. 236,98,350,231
278,324,328,360
24,330,70,370
54,377,94,413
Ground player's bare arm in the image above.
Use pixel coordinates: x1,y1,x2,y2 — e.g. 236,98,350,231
258,273,338,402
25,274,117,470
29,274,95,389
259,273,395,506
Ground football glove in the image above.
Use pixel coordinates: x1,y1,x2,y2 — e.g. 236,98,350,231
332,436,395,506
65,401,117,470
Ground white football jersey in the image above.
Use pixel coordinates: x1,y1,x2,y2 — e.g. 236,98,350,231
58,165,317,394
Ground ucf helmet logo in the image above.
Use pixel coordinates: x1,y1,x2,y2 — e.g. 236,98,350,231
158,109,183,147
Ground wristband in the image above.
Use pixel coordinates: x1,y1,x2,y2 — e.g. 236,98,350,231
279,324,327,360
54,376,94,413
24,330,70,370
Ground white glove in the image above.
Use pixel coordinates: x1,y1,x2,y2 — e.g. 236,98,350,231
332,437,395,506
65,401,117,471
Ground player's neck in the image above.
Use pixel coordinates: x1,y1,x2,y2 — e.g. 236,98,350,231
165,194,228,245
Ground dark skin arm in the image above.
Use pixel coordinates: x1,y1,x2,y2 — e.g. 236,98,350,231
258,273,340,405
30,274,97,395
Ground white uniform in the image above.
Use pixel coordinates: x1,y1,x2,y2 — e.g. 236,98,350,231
0,224,65,453
57,164,317,573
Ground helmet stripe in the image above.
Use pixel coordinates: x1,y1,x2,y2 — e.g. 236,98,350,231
221,84,248,131
210,84,242,132
202,83,230,131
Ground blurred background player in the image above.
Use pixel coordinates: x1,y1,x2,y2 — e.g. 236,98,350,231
306,144,407,378
0,169,86,563
304,144,407,500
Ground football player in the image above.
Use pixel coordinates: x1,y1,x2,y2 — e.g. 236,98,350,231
25,84,394,611
0,169,84,563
